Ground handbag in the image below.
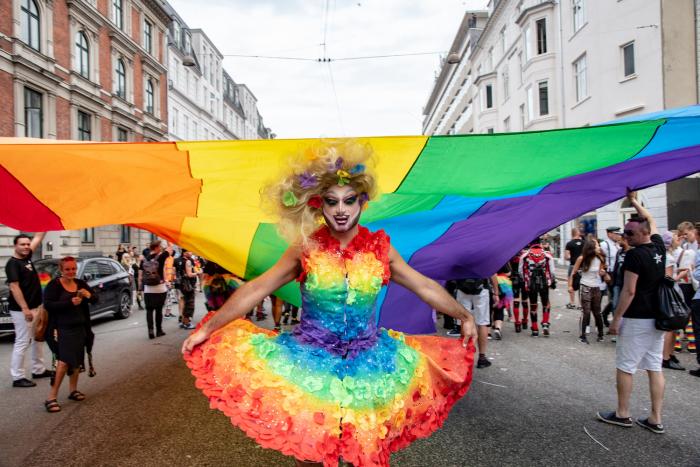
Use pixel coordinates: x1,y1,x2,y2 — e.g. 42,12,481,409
655,276,691,331
180,276,194,293
33,306,48,342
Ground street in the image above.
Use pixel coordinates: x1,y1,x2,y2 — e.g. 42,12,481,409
1,286,699,467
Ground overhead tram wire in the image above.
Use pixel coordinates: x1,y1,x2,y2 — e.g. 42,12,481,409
221,51,447,62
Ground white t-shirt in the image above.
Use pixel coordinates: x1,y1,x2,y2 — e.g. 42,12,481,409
580,257,604,288
601,239,618,272
665,249,677,277
676,247,697,284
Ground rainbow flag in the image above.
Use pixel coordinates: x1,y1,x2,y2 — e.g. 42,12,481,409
2,106,700,333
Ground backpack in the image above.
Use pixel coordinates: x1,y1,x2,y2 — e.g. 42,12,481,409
457,278,486,295
142,254,162,286
656,276,691,331
527,247,549,290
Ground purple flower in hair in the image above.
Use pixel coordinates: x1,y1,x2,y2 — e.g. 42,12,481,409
333,157,344,170
359,192,369,204
298,172,318,189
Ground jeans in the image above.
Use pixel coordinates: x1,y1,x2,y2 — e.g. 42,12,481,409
692,300,700,365
10,309,46,380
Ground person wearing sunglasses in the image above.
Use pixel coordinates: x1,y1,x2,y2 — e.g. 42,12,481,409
597,191,667,434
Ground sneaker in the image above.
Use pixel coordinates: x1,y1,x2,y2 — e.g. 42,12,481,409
688,348,697,354
611,336,617,343
662,359,685,371
670,354,682,364
164,313,175,318
476,356,492,368
579,336,589,344
522,322,528,330
636,418,665,434
596,335,604,343
494,328,502,340
273,325,282,333
446,328,461,337
688,368,700,377
542,324,550,337
12,378,37,388
531,330,539,337
181,323,195,330
156,330,166,337
596,411,632,428
32,370,54,379
515,322,522,333
487,333,492,340
566,303,576,310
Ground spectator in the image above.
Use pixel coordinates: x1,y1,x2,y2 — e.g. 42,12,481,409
115,244,126,263
177,250,197,330
508,249,529,332
569,239,606,344
42,257,97,413
678,221,698,252
689,252,700,377
202,260,241,312
598,192,666,434
140,240,170,339
132,254,144,310
660,231,684,370
6,232,52,388
675,222,697,305
565,228,585,309
600,227,621,319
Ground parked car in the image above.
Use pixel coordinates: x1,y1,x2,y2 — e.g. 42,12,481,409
0,257,133,335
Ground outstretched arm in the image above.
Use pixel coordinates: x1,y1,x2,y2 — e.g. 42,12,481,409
182,246,302,353
627,191,657,235
388,246,477,343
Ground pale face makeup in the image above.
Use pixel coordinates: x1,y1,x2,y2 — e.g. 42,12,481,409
322,185,362,233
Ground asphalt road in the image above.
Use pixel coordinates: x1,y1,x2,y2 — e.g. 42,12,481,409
1,284,699,467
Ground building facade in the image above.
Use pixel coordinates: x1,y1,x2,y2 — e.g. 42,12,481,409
423,0,698,254
0,0,171,275
166,5,273,141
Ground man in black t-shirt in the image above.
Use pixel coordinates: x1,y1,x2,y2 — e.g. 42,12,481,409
597,192,667,434
5,232,51,387
565,228,584,309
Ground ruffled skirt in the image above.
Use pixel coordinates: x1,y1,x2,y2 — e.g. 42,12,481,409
184,314,475,466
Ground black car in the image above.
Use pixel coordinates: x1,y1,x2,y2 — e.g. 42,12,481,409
0,257,133,334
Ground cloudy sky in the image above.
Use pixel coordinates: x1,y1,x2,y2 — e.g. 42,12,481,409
169,0,488,138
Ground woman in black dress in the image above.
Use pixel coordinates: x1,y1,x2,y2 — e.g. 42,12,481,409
43,256,97,413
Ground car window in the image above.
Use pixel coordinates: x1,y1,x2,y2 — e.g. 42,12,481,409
81,262,101,280
97,261,116,278
34,261,60,280
108,261,124,275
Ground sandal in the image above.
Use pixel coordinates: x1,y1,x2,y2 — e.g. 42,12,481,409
68,390,86,401
44,399,61,413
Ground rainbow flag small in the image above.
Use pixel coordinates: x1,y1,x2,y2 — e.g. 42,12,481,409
496,274,513,310
38,272,52,291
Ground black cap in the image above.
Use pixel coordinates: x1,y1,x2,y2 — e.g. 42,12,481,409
606,226,621,233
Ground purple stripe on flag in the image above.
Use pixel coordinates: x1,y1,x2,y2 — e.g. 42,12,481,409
379,144,700,334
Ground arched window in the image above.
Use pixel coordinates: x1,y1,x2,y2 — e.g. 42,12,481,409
145,79,154,114
75,32,89,78
21,0,40,51
115,59,126,98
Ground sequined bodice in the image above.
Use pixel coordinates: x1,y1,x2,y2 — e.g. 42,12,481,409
292,226,390,357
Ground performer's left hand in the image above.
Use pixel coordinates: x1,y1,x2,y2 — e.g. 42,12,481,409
460,318,477,347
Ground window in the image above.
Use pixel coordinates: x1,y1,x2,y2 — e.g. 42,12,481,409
115,59,126,98
145,79,154,114
486,128,494,134
485,84,493,109
184,114,189,138
24,87,42,138
144,20,153,54
21,0,40,51
518,53,523,85
574,54,587,102
538,81,549,116
503,71,509,100
503,116,511,132
81,228,95,244
500,28,506,55
172,22,181,47
112,0,123,30
622,42,635,77
536,18,547,54
573,0,585,32
77,111,91,141
97,261,116,278
120,225,130,243
526,86,534,120
519,104,525,130
117,127,128,141
75,32,89,78
523,26,532,61
171,108,179,134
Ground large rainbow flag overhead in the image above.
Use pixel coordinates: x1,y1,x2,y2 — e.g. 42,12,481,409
2,106,700,333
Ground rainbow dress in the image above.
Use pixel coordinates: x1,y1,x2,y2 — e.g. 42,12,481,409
184,226,475,466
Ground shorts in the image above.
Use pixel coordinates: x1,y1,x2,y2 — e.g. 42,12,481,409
456,289,490,326
615,318,665,374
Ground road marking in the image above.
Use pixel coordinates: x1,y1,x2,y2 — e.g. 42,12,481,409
478,380,508,388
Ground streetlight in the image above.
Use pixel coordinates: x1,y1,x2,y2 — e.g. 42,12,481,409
446,52,461,64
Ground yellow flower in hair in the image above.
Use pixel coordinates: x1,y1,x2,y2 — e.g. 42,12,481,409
337,170,350,186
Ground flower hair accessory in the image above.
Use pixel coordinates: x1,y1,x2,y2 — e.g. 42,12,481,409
282,191,298,207
359,192,369,204
298,172,318,189
307,195,322,209
350,164,365,175
336,170,350,186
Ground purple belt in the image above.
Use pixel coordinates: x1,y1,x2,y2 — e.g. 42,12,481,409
291,319,378,359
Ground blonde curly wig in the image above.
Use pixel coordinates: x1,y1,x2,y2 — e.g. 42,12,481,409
262,139,378,245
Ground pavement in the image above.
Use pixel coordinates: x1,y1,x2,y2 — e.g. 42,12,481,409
0,284,699,467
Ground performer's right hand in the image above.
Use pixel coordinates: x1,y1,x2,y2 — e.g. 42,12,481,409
181,329,208,354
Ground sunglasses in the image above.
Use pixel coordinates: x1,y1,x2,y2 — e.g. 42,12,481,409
623,229,635,237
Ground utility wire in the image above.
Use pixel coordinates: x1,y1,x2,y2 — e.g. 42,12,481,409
221,51,446,61
326,62,345,135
